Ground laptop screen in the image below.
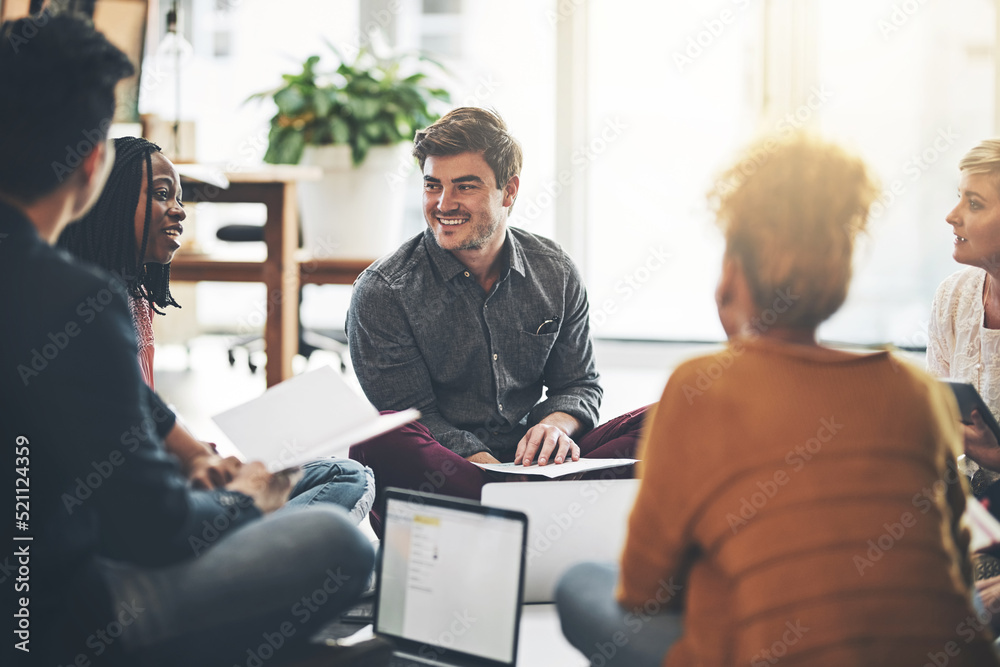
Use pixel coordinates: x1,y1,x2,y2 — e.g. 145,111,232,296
377,491,526,664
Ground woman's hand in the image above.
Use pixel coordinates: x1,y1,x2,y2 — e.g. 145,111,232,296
964,409,1000,472
225,462,299,513
187,453,243,490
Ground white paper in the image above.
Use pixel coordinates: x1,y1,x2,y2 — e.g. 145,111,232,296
966,496,1000,552
212,366,419,471
472,458,638,479
323,624,374,647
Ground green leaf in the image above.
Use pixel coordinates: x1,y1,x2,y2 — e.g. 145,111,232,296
313,89,331,117
329,116,350,144
273,86,307,116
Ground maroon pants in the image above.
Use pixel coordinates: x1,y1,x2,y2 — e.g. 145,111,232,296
350,405,651,537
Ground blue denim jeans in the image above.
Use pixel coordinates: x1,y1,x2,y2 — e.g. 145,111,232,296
556,562,682,667
97,505,374,667
283,457,375,524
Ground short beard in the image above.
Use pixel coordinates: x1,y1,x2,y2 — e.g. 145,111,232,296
453,216,502,251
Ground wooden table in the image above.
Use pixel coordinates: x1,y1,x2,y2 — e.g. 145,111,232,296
171,166,374,387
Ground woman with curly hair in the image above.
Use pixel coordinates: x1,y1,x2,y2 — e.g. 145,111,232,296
556,134,997,666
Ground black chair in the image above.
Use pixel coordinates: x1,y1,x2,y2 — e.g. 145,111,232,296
216,223,348,372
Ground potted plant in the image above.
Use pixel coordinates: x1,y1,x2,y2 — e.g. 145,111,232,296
251,43,450,258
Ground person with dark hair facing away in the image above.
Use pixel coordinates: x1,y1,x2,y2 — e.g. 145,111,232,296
58,136,375,518
347,107,648,536
0,12,374,667
555,135,1000,666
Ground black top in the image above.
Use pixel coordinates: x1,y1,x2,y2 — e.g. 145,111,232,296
0,200,261,665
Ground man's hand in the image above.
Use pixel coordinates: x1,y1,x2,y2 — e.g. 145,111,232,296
187,453,243,490
964,409,1000,472
514,413,583,466
225,462,298,513
466,451,501,465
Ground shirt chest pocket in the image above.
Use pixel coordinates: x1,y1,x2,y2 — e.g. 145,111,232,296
511,330,559,385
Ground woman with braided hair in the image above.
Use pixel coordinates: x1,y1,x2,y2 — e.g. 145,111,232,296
59,137,376,521
60,136,182,387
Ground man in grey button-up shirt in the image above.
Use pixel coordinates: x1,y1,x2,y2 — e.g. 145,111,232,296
347,108,648,533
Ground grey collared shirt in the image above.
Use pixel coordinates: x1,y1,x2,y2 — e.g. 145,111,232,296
347,226,602,459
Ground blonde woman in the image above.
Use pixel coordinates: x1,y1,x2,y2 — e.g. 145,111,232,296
557,135,997,666
928,139,1000,473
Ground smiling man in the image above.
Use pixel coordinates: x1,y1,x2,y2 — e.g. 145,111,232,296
347,107,648,535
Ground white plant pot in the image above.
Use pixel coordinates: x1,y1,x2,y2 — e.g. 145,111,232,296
298,143,411,259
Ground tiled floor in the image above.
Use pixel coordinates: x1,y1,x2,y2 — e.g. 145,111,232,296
153,336,704,665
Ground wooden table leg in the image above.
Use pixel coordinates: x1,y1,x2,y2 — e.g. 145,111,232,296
262,182,300,387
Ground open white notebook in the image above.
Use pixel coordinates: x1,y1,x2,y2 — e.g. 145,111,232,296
212,365,419,472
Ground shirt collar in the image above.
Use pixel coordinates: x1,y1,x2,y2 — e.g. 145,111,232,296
507,229,526,277
422,225,528,281
423,227,470,281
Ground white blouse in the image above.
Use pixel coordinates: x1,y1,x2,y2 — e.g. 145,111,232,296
927,266,1000,418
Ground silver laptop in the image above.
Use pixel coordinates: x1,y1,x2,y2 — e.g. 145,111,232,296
375,488,528,667
481,479,640,603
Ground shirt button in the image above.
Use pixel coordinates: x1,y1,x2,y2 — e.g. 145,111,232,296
499,404,503,411
464,271,470,277
493,353,498,361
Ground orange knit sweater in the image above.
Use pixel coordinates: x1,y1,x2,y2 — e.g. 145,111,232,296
618,337,999,666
